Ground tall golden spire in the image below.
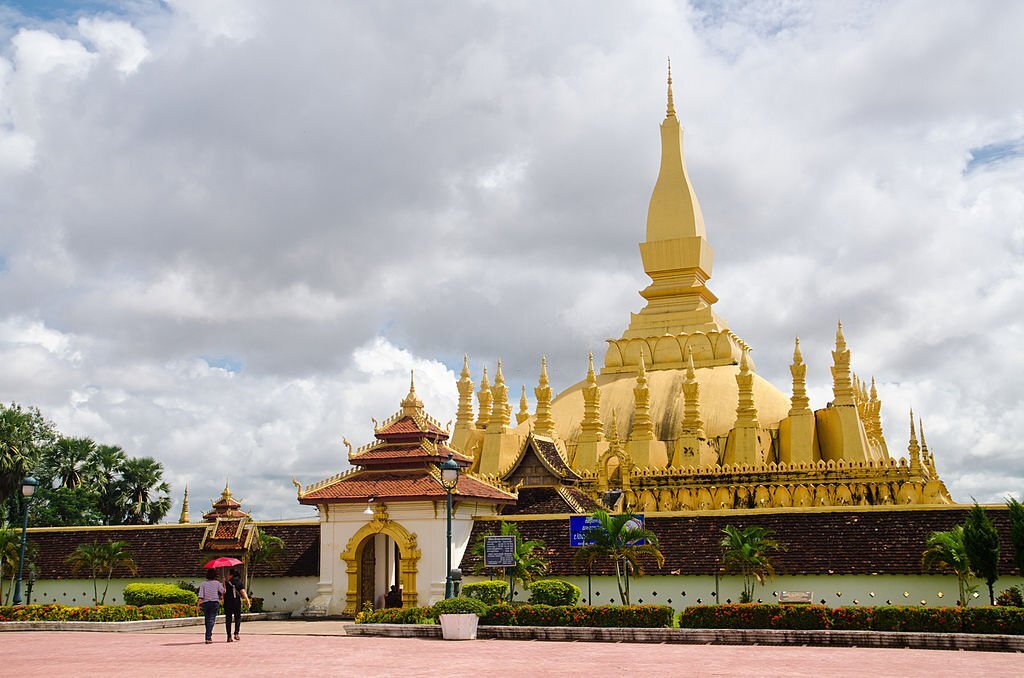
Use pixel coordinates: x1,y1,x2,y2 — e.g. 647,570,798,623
533,355,555,437
516,385,531,425
579,352,604,443
919,417,935,476
908,408,922,473
666,56,675,118
734,348,759,429
680,347,705,437
489,360,511,429
631,350,654,441
178,484,190,524
475,367,492,429
788,337,811,416
831,321,855,406
454,355,475,431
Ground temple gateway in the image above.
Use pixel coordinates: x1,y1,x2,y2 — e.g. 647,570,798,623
293,68,972,617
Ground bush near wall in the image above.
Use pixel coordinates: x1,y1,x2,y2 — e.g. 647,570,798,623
677,604,1024,635
0,604,196,622
355,606,432,624
462,581,509,605
123,583,198,606
528,580,581,607
483,604,675,628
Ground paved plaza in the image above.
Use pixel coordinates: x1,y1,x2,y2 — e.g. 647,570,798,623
1,622,1022,677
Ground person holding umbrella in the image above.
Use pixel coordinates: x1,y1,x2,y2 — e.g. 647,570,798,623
224,568,251,642
196,568,225,644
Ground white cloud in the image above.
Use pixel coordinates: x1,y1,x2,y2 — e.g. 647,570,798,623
78,18,150,75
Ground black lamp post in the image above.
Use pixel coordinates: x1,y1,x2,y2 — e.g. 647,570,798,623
12,475,38,606
438,452,460,599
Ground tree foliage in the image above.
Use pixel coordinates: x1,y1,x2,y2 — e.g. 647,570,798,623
247,527,286,594
922,525,975,606
65,540,138,605
1007,497,1024,577
719,525,785,603
0,403,56,515
963,502,1001,605
574,510,663,605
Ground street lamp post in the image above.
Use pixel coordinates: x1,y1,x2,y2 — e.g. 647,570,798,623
438,452,460,599
12,475,38,606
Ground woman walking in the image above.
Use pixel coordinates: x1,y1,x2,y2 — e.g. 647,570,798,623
196,569,225,644
224,569,251,642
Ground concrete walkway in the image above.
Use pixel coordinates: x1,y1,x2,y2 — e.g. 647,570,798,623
1,622,1022,677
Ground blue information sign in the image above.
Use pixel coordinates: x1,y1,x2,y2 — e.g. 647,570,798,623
569,514,645,546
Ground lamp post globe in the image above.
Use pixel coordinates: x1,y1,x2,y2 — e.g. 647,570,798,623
13,475,38,606
438,453,460,599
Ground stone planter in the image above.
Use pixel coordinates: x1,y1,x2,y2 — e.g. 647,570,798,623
439,613,479,640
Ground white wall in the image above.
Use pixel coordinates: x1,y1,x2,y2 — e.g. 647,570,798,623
465,573,1024,609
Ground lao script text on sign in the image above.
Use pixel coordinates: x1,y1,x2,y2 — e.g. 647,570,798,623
484,535,516,568
779,590,813,604
569,514,645,547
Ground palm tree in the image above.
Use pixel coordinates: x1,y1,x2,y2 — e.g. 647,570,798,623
720,525,785,603
922,525,975,606
469,521,549,601
0,526,20,605
47,436,97,490
247,527,286,594
574,510,663,605
65,540,137,605
88,445,128,524
117,457,171,525
0,403,55,507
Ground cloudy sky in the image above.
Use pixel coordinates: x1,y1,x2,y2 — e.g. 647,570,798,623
1,1,1021,520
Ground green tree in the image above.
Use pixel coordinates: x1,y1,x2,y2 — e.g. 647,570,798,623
0,403,56,513
469,521,549,601
247,527,286,594
0,526,19,605
964,502,1001,605
88,445,128,523
29,485,104,527
922,525,975,606
65,540,137,605
117,457,171,525
1007,497,1024,576
46,436,97,490
720,525,785,603
574,510,663,605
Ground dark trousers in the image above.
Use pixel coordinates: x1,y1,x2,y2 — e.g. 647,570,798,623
225,603,242,637
201,601,220,641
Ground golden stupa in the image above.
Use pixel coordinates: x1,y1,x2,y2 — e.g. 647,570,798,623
449,64,953,513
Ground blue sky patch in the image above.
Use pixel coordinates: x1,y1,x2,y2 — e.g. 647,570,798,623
2,1,127,21
966,139,1023,173
202,355,243,373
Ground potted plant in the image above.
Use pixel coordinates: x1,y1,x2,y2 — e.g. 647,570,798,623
431,597,488,640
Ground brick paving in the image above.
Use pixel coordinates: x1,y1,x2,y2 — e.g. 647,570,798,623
1,622,1022,677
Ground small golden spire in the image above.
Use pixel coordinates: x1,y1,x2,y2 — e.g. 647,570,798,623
908,408,922,473
516,385,530,425
831,320,854,406
475,367,492,429
631,349,654,441
455,355,475,431
401,369,424,414
489,359,511,429
534,355,555,437
789,337,810,416
460,354,470,379
178,485,190,524
666,57,676,118
586,351,597,383
580,352,604,443
734,348,759,428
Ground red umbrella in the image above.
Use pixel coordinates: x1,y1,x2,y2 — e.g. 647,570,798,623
203,557,243,569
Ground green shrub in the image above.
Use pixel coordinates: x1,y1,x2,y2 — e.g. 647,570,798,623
513,604,564,626
138,604,196,620
677,604,830,630
996,586,1023,607
355,606,432,624
430,597,488,619
463,580,510,605
176,580,199,595
0,604,192,622
123,583,197,606
962,606,1024,635
528,579,581,606
871,605,963,633
481,602,517,626
830,606,873,630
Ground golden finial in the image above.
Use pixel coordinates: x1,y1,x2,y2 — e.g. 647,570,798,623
870,376,878,401
739,347,750,374
222,480,231,498
178,484,190,524
586,351,597,383
480,366,490,389
793,336,803,364
836,320,847,350
637,347,647,377
540,354,549,384
909,408,917,441
401,370,424,413
516,385,530,425
666,56,676,118
495,358,505,384
460,354,470,378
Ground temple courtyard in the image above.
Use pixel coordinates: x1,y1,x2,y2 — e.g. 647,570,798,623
1,622,1020,677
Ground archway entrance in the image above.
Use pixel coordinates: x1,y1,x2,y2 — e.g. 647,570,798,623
341,508,422,616
356,533,403,611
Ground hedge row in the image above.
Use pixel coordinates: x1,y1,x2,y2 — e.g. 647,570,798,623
355,600,674,628
678,604,1024,635
123,583,197,606
0,603,196,622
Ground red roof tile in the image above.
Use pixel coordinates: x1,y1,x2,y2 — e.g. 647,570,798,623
300,469,515,503
353,443,472,466
375,415,447,438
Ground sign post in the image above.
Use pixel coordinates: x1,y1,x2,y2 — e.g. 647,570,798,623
484,535,517,603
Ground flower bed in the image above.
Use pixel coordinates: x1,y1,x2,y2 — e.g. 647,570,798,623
677,604,1024,635
355,603,674,628
0,603,196,622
